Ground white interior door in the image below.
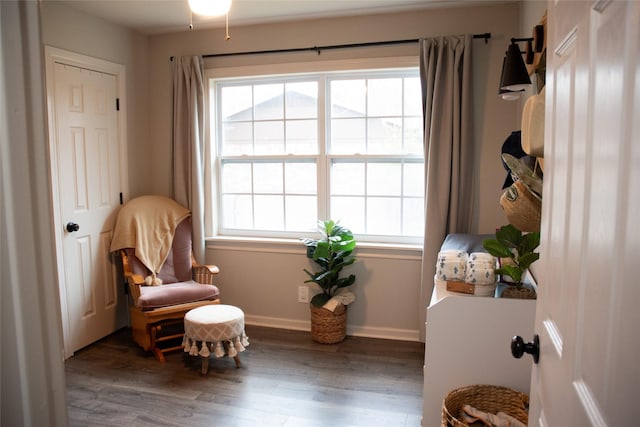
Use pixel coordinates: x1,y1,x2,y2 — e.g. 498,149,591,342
529,1,639,425
46,48,128,357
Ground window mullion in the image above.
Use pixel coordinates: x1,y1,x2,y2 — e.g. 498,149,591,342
400,158,405,236
281,161,286,230
250,161,256,229
318,75,328,221
251,86,256,154
214,83,222,236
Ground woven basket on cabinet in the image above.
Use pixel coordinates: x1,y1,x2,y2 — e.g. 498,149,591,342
442,384,529,427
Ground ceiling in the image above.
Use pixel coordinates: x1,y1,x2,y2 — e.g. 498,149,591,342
52,0,486,35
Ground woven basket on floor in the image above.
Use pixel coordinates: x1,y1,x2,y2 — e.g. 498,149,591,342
442,384,529,427
310,304,347,344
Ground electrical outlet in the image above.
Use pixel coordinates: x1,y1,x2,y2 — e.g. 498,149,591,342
297,285,309,303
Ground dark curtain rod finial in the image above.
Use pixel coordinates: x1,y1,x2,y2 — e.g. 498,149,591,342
475,32,491,44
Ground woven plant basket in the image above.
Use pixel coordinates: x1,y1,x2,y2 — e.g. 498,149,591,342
442,384,529,427
310,303,347,344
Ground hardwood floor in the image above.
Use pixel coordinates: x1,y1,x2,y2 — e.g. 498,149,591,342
65,325,425,427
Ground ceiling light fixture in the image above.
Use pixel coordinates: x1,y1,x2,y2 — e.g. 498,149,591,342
188,0,232,17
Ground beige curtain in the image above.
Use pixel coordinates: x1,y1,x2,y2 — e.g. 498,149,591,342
419,35,474,329
172,56,206,262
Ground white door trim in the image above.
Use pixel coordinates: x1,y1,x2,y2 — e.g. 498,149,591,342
44,46,129,358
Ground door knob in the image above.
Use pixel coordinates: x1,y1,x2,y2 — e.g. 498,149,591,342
66,222,80,232
511,334,539,364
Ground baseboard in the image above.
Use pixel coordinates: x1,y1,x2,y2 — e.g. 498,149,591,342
244,314,310,332
347,325,421,342
244,314,421,342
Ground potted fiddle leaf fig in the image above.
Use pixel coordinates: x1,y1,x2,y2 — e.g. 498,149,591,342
482,224,540,299
301,220,357,343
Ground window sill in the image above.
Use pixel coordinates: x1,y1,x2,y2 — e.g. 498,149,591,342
206,236,423,260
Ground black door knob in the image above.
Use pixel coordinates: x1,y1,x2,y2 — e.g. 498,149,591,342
511,334,540,364
66,222,80,232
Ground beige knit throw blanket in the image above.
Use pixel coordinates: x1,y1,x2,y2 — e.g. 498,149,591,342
110,195,190,284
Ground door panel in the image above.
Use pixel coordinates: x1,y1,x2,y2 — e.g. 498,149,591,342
53,62,124,353
531,1,639,425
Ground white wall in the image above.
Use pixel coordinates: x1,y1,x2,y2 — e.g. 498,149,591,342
146,2,522,340
40,1,150,198
209,240,424,340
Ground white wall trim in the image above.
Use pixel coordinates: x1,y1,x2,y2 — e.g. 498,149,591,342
207,236,423,260
245,314,421,342
205,55,419,79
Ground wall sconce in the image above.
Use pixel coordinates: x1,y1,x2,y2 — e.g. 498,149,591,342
500,38,534,93
499,56,525,101
188,0,232,16
499,87,524,101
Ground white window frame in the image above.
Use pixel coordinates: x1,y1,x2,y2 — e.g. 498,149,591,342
205,56,423,245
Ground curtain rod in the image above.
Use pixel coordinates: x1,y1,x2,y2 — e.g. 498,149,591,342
171,33,491,61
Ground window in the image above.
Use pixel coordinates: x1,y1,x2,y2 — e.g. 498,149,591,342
211,66,424,244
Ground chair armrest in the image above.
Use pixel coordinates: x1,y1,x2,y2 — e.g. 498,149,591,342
118,249,144,304
128,273,145,284
127,274,145,304
192,263,220,285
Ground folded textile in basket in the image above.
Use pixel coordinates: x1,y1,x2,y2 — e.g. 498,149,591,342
465,252,497,285
322,289,356,312
461,404,526,427
436,250,467,281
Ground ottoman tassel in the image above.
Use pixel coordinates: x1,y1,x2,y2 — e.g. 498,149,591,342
214,341,225,358
234,336,245,352
227,340,237,358
199,341,211,357
241,333,250,347
189,341,199,356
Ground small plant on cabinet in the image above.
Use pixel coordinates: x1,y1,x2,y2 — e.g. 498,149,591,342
482,224,540,289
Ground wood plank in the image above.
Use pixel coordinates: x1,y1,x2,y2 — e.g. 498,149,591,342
65,325,424,426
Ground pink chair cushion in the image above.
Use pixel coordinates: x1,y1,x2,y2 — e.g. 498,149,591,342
136,281,220,310
124,216,220,310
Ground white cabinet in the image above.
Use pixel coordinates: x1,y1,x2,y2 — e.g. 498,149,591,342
421,279,536,427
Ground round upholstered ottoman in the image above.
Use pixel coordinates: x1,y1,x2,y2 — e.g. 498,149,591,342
183,305,249,375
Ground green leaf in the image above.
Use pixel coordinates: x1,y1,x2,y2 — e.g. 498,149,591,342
335,257,356,268
496,265,523,283
517,252,540,271
335,275,356,288
313,270,333,283
496,224,522,248
482,239,514,258
519,232,540,255
311,293,331,307
320,219,336,236
337,239,356,252
330,223,350,237
313,240,330,260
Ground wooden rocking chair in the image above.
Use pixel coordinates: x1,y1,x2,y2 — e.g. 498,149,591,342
111,196,221,362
